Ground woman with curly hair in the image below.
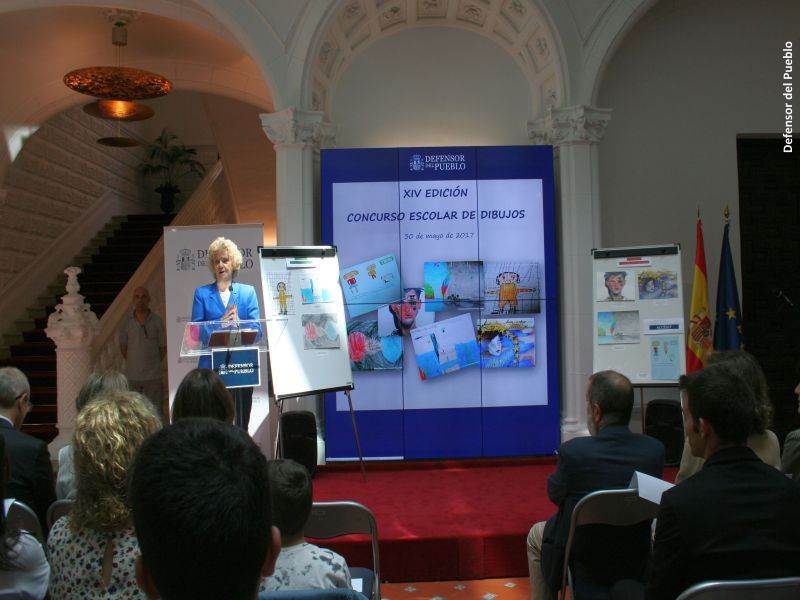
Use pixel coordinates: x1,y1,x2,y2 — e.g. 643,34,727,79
56,369,129,500
48,390,161,598
675,349,780,483
190,236,261,430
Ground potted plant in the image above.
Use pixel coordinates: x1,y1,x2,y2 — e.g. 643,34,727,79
140,128,206,214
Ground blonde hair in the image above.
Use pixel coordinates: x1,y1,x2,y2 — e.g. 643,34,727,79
207,237,243,277
71,390,162,532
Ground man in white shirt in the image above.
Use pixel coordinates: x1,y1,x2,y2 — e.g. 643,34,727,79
119,287,166,418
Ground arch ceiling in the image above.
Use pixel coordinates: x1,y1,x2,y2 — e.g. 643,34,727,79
307,0,567,118
0,5,272,129
0,0,664,124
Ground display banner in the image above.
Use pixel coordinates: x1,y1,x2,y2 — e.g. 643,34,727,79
592,245,686,383
163,224,268,434
322,146,560,460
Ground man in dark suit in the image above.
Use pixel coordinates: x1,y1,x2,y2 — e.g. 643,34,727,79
644,364,800,600
0,367,56,529
527,370,665,600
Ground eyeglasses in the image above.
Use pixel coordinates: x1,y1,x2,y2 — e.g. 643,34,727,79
15,393,30,407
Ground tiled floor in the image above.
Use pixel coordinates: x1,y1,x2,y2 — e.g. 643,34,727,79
381,577,531,600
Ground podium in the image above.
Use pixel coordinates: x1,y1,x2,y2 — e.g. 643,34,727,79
180,319,268,389
179,318,364,475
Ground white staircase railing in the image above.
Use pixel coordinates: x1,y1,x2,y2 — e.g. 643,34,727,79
92,161,233,371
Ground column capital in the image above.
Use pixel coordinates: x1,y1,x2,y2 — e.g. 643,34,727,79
260,108,337,150
527,105,612,146
45,267,99,350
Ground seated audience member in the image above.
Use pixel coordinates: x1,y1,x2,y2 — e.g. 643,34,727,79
260,459,351,593
170,368,234,423
48,390,161,599
675,350,780,483
0,367,55,530
640,364,800,600
56,370,129,499
781,361,800,480
527,370,665,600
0,435,49,599
128,419,282,600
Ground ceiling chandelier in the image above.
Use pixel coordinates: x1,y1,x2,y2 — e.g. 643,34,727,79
63,15,172,145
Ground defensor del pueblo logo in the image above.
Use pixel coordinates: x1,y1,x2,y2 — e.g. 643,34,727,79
409,153,467,172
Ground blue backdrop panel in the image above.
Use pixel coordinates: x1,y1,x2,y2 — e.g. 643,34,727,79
324,400,404,459
322,147,403,460
482,296,560,456
321,146,559,461
403,408,483,459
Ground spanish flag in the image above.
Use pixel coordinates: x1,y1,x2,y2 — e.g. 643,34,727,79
687,211,712,372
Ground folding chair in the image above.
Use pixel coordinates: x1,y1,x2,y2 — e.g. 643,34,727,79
264,589,368,600
47,498,73,530
560,488,660,600
6,500,44,545
304,501,380,600
675,577,800,600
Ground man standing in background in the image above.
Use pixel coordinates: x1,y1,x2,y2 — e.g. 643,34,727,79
120,287,166,418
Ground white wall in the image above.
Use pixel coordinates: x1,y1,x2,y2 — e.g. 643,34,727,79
139,91,218,147
331,27,532,148
137,91,219,208
597,0,799,315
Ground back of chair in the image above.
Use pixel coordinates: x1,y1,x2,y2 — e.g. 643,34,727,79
644,399,683,466
560,489,660,600
676,577,800,600
264,589,369,600
47,499,73,530
305,501,380,600
6,501,44,545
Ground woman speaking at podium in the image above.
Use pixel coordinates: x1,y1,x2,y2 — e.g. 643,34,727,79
191,237,261,430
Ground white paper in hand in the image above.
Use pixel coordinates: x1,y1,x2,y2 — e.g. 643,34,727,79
629,471,674,505
351,579,363,593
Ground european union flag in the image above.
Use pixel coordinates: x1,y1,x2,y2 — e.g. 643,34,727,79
713,218,743,350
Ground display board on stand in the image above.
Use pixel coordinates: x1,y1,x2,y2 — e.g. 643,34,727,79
258,246,354,398
592,245,686,384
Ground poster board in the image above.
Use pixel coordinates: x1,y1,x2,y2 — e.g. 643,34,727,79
592,245,686,384
322,145,560,460
259,246,353,399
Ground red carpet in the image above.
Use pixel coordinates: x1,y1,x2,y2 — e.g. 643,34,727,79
312,457,554,582
312,458,679,583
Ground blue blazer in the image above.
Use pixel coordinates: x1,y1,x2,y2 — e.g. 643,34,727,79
191,281,261,369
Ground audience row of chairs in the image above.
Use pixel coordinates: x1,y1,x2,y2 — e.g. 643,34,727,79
22,487,795,600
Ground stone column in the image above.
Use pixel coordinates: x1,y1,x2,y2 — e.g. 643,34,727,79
260,108,336,459
528,105,611,440
260,108,336,244
45,267,100,457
